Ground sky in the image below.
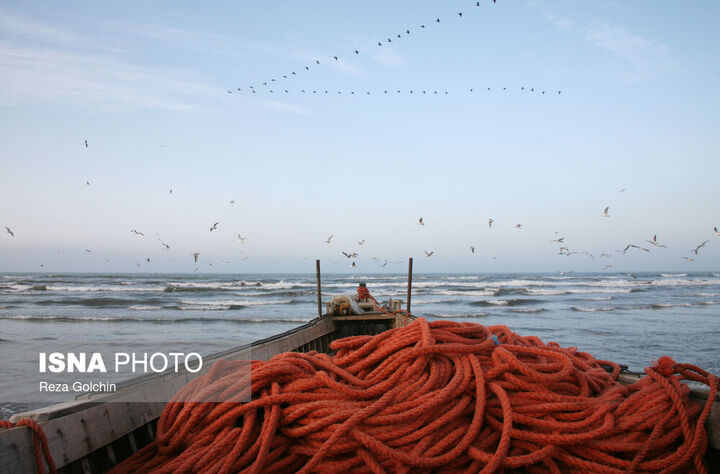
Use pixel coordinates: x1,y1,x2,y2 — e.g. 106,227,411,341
1,0,719,273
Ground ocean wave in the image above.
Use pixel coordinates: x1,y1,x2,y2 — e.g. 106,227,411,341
470,298,544,307
0,315,311,324
178,299,301,308
34,297,169,307
661,273,688,277
521,288,568,296
412,298,462,305
509,308,547,314
570,306,616,312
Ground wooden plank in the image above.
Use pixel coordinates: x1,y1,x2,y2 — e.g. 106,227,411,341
0,426,38,474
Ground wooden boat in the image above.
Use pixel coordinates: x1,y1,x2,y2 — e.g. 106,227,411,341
2,298,719,472
0,311,411,473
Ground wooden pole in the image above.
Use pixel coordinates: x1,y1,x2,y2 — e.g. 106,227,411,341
407,257,413,315
316,260,323,317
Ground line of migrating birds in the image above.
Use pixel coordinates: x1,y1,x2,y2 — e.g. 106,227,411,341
229,86,562,97
225,0,561,99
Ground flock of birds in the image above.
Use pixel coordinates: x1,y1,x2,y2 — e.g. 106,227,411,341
313,207,720,270
3,177,720,271
2,2,717,272
224,0,562,99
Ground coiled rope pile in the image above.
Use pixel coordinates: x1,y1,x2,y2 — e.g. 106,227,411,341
113,318,717,473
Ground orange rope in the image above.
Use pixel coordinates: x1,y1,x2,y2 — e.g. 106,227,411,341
0,418,56,474
112,318,717,473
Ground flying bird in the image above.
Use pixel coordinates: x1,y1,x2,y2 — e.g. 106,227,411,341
418,217,425,226
551,237,565,243
602,265,613,270
84,140,88,148
425,251,434,257
341,251,353,259
191,252,199,263
623,244,649,254
130,229,144,236
714,226,720,236
681,256,695,262
4,226,13,237
326,235,334,244
692,241,709,255
145,258,150,263
470,246,475,254
358,240,365,245
601,207,610,217
488,218,494,228
237,235,247,243
210,222,219,232
230,200,235,207
514,224,522,229
646,235,668,248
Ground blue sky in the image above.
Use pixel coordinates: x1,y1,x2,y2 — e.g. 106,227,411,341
1,0,719,273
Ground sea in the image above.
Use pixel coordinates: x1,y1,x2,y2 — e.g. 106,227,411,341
2,271,719,419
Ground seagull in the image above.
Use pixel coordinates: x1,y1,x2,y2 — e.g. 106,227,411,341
602,265,613,270
358,240,365,245
470,246,475,254
84,140,88,148
341,251,353,258
601,207,610,217
145,257,150,263
646,235,668,248
350,261,357,268
326,235,334,244
191,252,199,263
4,226,13,237
230,200,235,207
619,187,626,192
237,235,247,243
156,233,170,250
692,241,709,255
85,249,92,254
623,244,650,254
600,253,613,258
418,217,425,226
425,251,434,257
169,189,172,194
551,237,565,243
514,224,522,229
681,256,695,262
210,222,219,232
714,226,720,236
86,181,91,186
130,229,144,236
